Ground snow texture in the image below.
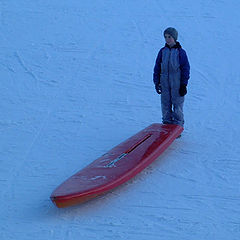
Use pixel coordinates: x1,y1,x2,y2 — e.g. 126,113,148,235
1,0,240,239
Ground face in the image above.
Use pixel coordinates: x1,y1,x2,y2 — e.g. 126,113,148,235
164,34,176,46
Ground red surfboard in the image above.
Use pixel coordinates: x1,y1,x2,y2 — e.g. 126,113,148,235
50,123,183,208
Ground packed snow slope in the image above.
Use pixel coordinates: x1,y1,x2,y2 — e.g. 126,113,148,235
1,1,240,239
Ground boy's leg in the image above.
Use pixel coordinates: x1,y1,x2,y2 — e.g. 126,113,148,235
161,90,173,124
172,100,184,126
170,73,185,127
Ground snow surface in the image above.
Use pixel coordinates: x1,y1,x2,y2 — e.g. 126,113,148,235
1,0,240,239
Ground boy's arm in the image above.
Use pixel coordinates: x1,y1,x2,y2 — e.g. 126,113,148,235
179,49,190,85
153,49,162,85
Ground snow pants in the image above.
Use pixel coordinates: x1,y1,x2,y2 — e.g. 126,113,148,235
161,83,184,127
160,48,185,127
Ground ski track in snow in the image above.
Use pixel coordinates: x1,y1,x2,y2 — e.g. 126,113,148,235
1,1,240,240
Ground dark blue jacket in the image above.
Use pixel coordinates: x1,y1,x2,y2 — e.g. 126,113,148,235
153,42,190,86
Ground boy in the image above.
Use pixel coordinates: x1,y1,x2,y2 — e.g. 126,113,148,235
153,27,190,128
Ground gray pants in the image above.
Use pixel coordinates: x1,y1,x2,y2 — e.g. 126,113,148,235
161,79,185,127
159,47,185,127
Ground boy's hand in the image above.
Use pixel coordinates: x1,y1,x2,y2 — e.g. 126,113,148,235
155,84,162,94
179,84,187,96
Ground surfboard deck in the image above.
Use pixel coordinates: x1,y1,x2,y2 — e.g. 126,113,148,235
50,123,183,208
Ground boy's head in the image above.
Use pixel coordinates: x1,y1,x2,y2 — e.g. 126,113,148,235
164,27,178,41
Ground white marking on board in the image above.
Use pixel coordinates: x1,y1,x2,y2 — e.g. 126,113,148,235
90,176,107,181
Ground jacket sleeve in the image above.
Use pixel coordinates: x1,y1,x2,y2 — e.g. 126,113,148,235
153,49,162,85
179,49,190,86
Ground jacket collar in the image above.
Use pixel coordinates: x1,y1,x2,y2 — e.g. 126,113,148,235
165,41,182,49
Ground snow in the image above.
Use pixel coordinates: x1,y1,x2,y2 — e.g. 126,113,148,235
1,0,240,239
